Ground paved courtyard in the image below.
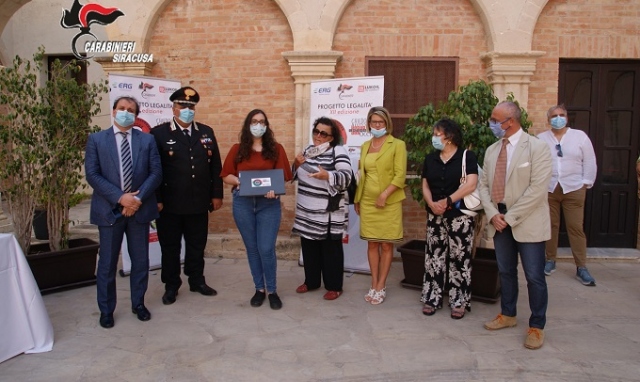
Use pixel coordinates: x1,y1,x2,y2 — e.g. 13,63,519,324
1,256,639,381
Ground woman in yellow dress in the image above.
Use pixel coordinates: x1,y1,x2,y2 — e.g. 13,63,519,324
354,107,407,305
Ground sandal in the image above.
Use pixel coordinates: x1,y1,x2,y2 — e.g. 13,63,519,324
450,306,466,320
370,288,386,305
422,304,436,316
364,288,376,302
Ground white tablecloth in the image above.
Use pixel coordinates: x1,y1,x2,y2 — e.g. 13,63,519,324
0,233,54,363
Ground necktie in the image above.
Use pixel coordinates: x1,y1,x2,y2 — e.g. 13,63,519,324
491,138,509,204
119,132,132,193
183,129,190,138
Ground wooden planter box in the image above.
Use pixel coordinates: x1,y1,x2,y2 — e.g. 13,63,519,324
27,238,99,294
397,240,501,303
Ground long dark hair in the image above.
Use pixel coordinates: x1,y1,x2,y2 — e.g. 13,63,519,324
235,109,278,163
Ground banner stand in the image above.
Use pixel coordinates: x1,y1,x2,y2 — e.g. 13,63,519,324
299,76,385,273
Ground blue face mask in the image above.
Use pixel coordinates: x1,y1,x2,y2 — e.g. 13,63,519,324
370,127,387,138
250,123,266,138
114,110,135,127
432,136,445,151
489,121,506,139
178,108,195,124
550,116,567,130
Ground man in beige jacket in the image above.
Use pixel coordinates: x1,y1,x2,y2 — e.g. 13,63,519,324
478,101,552,350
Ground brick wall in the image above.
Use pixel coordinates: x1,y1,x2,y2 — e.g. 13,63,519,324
147,0,296,235
333,0,488,240
529,0,640,134
333,0,488,85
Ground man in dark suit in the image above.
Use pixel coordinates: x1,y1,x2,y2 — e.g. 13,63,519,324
151,87,223,305
478,101,552,350
85,96,162,328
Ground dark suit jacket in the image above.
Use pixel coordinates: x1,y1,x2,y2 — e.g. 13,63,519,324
151,120,223,215
85,127,162,226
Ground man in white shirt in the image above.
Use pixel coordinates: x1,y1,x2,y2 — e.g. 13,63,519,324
537,104,597,286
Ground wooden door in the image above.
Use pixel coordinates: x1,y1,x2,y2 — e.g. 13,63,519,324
558,60,640,248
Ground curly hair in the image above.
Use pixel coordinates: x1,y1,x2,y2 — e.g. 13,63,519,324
433,118,463,148
235,109,278,163
313,117,341,147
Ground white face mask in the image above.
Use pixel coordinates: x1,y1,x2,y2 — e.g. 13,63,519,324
550,116,567,129
370,127,387,138
250,123,266,138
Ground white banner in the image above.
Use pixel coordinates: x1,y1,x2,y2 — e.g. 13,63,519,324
108,74,184,275
108,73,180,132
305,76,385,273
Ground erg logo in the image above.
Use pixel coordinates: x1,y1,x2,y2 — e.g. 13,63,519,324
112,82,133,90
313,87,332,95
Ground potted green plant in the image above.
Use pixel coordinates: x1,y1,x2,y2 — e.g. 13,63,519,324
398,80,532,302
0,47,107,293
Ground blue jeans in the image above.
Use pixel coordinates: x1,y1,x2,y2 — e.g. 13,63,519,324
232,190,281,293
493,226,548,329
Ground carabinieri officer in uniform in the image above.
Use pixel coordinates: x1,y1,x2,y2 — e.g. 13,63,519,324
151,86,224,305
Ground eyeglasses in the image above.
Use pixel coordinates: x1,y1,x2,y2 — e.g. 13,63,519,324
555,144,563,157
312,128,332,138
370,120,386,126
250,119,266,125
489,117,510,125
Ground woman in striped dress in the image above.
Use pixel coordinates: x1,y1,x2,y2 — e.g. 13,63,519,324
292,117,353,300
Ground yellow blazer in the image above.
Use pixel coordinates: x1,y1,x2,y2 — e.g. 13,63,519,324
478,131,552,242
355,135,407,204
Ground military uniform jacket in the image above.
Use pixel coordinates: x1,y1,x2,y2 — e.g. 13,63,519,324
151,119,223,215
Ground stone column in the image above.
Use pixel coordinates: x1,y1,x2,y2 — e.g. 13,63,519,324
480,51,546,109
282,51,343,154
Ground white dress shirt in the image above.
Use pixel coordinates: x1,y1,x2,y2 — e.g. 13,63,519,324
504,128,524,171
537,127,597,193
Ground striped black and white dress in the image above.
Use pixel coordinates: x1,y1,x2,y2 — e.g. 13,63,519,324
292,145,353,240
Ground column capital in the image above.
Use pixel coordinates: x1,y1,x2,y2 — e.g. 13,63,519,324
94,57,157,77
282,51,343,84
480,51,546,108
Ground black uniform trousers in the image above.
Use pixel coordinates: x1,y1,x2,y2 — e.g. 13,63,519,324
157,210,209,291
300,236,344,291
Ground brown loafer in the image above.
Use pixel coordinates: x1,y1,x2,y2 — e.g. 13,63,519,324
296,284,309,293
323,291,342,300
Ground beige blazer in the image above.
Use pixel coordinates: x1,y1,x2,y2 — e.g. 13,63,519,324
478,131,552,242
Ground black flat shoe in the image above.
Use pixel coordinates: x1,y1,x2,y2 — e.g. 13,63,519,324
268,293,282,310
99,313,114,328
162,289,178,305
250,290,266,307
190,283,217,296
132,304,151,321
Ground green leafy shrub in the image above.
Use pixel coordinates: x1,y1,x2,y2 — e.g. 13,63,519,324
402,79,531,205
